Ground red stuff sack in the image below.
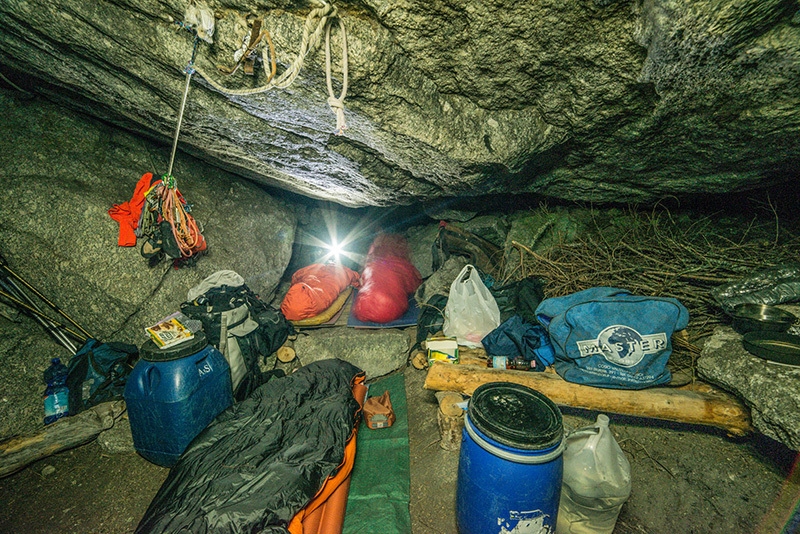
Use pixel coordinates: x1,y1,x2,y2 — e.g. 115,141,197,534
352,234,422,323
281,263,360,321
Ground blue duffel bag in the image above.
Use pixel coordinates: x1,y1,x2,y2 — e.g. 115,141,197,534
535,287,689,389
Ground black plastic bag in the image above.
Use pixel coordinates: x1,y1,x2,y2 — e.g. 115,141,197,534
711,264,800,313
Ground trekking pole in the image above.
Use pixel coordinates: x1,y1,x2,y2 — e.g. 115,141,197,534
0,288,87,345
0,281,80,354
0,256,93,340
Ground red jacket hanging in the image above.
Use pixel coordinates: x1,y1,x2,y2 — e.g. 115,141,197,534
108,172,157,246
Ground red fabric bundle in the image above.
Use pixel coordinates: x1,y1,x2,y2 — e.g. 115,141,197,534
108,172,155,246
352,234,422,324
281,263,360,321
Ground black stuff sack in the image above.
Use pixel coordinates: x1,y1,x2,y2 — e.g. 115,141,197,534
489,275,546,324
535,287,689,389
431,221,504,278
66,339,138,414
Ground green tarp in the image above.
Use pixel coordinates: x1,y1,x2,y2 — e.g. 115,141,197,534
343,371,411,533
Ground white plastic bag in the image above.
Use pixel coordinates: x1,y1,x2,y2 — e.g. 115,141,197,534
443,265,501,348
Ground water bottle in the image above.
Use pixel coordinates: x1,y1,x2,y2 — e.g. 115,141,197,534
43,357,70,425
556,414,631,534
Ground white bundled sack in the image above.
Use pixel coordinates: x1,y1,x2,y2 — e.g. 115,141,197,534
184,0,215,44
443,265,501,348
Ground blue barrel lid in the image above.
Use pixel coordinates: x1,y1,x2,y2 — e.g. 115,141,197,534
140,331,209,362
468,382,563,451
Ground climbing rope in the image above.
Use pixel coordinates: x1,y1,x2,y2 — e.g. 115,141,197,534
189,0,349,133
166,35,200,179
162,61,207,259
158,176,206,258
325,17,348,135
154,6,209,264
139,176,206,261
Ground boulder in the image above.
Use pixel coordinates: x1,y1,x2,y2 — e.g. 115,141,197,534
293,327,411,380
698,326,800,450
405,223,440,280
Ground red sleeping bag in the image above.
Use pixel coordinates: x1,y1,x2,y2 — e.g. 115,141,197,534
352,234,422,324
281,263,360,321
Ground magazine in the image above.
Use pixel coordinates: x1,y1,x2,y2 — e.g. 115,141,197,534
145,312,195,349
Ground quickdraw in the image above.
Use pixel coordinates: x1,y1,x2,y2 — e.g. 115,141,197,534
217,18,277,80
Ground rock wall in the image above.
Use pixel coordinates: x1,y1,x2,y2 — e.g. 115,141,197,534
0,91,296,437
0,0,797,206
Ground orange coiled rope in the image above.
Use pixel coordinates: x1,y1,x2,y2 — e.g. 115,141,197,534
159,175,206,258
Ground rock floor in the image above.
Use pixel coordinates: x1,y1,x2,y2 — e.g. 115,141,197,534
0,363,798,533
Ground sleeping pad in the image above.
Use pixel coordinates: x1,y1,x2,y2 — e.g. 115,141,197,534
135,358,365,534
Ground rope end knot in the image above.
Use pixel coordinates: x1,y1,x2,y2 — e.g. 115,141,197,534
327,96,347,135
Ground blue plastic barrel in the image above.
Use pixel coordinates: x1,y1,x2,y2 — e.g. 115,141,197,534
124,332,233,467
456,382,564,534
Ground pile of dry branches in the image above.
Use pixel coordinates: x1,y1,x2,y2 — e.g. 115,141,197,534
502,206,799,371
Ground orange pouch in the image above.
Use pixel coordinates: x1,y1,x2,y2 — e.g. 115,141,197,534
363,391,396,429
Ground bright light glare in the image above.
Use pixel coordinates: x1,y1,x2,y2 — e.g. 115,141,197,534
293,203,404,267
323,239,343,263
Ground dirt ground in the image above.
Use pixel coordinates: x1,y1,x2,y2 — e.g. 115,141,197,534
1,361,798,534
405,367,800,534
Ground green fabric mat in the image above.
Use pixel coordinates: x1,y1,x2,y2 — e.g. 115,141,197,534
343,372,411,534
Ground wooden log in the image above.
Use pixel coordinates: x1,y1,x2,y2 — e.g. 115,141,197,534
457,346,487,366
457,346,486,357
277,345,296,363
424,362,753,437
435,391,465,451
0,400,126,478
411,350,428,370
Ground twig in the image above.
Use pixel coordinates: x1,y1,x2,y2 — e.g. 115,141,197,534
618,438,674,478
503,206,799,373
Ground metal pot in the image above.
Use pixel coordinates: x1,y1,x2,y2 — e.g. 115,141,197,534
730,303,797,335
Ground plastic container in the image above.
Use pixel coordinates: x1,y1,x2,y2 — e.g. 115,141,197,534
556,414,631,534
124,332,233,467
456,382,564,534
43,358,70,425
